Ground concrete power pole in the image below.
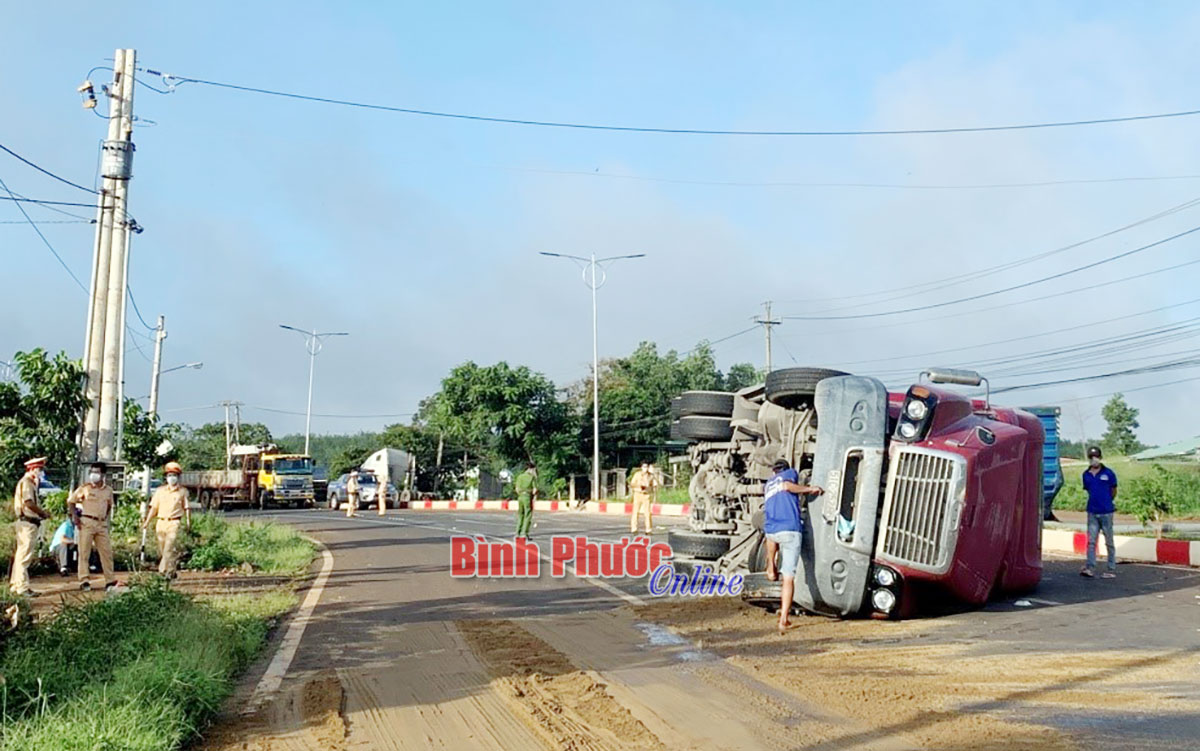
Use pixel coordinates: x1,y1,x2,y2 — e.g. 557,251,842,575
80,48,137,467
142,315,166,498
754,301,782,374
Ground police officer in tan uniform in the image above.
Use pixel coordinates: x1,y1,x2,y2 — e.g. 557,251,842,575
142,462,190,578
345,470,360,517
630,461,659,535
10,457,51,596
70,462,116,591
377,466,389,516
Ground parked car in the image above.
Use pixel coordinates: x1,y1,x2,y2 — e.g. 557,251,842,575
38,477,62,500
125,476,163,493
327,471,400,509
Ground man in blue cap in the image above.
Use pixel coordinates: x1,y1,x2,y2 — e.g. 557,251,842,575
763,458,822,634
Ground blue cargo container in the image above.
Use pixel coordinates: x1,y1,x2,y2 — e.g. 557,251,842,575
1022,405,1063,519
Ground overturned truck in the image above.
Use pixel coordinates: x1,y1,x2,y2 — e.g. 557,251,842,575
669,367,1044,618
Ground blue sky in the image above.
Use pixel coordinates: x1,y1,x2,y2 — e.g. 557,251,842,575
5,1,1200,445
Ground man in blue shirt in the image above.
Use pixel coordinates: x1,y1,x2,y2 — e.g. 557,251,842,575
1081,446,1118,578
49,518,77,576
763,459,822,634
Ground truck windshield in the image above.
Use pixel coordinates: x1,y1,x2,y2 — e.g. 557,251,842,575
274,458,313,474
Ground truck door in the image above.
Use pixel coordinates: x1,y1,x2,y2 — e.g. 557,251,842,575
796,375,888,616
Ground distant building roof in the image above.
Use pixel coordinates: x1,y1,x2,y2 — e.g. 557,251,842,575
1132,436,1200,461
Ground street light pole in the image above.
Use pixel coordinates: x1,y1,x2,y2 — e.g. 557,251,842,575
280,325,349,456
541,252,646,506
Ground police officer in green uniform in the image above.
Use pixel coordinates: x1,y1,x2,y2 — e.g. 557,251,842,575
514,462,537,538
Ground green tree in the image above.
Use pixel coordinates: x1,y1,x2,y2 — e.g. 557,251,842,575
723,362,762,391
379,422,447,492
425,361,578,483
121,399,175,469
1100,394,1145,456
167,422,273,470
327,434,384,477
571,341,729,466
0,349,88,488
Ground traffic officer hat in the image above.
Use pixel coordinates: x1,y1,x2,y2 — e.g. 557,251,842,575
24,456,47,469
164,461,182,475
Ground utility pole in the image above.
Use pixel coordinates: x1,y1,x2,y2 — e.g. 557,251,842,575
754,301,782,374
279,325,348,455
143,315,166,498
218,400,244,469
80,48,138,468
540,252,646,507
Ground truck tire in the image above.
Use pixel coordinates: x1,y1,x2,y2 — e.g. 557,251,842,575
676,415,734,442
674,391,735,418
667,529,731,559
669,420,683,441
765,367,850,409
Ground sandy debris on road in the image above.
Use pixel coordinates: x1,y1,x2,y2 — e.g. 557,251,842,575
458,618,667,751
636,597,1200,750
202,671,347,751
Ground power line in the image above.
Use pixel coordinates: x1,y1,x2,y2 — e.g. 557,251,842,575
799,255,1200,341
991,355,1200,395
0,219,90,225
0,195,98,209
784,223,1200,321
150,69,1200,137
1057,374,1200,403
484,164,1200,191
783,196,1200,310
247,405,415,419
0,174,87,292
126,288,157,331
836,296,1200,369
0,142,99,194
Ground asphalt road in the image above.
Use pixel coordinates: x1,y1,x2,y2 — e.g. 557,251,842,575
213,507,1200,751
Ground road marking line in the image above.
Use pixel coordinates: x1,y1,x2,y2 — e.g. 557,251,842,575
243,536,334,715
337,513,649,606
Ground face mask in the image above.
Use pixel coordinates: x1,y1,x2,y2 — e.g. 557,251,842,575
1089,457,1101,467
166,475,179,487
88,472,101,484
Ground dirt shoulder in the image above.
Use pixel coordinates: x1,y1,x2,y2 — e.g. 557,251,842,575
635,596,1200,751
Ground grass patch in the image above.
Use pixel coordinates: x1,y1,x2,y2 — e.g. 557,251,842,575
1055,458,1200,518
181,515,316,575
0,579,295,750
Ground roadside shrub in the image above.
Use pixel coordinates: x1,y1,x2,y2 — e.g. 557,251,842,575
1123,464,1200,533
181,516,314,575
187,541,237,570
0,578,295,750
38,490,68,516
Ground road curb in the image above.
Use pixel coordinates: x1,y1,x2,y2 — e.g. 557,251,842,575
242,535,334,715
391,499,691,516
1042,528,1200,567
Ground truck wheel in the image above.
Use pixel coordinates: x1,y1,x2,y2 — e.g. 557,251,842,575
667,529,731,559
673,391,735,419
765,367,850,409
676,415,734,442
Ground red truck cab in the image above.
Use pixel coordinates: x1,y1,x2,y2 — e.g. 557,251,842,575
869,375,1044,617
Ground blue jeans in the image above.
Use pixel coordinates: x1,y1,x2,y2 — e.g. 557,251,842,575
1086,512,1116,571
766,530,802,578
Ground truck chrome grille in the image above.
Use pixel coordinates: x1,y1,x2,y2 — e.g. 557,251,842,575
877,448,966,574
